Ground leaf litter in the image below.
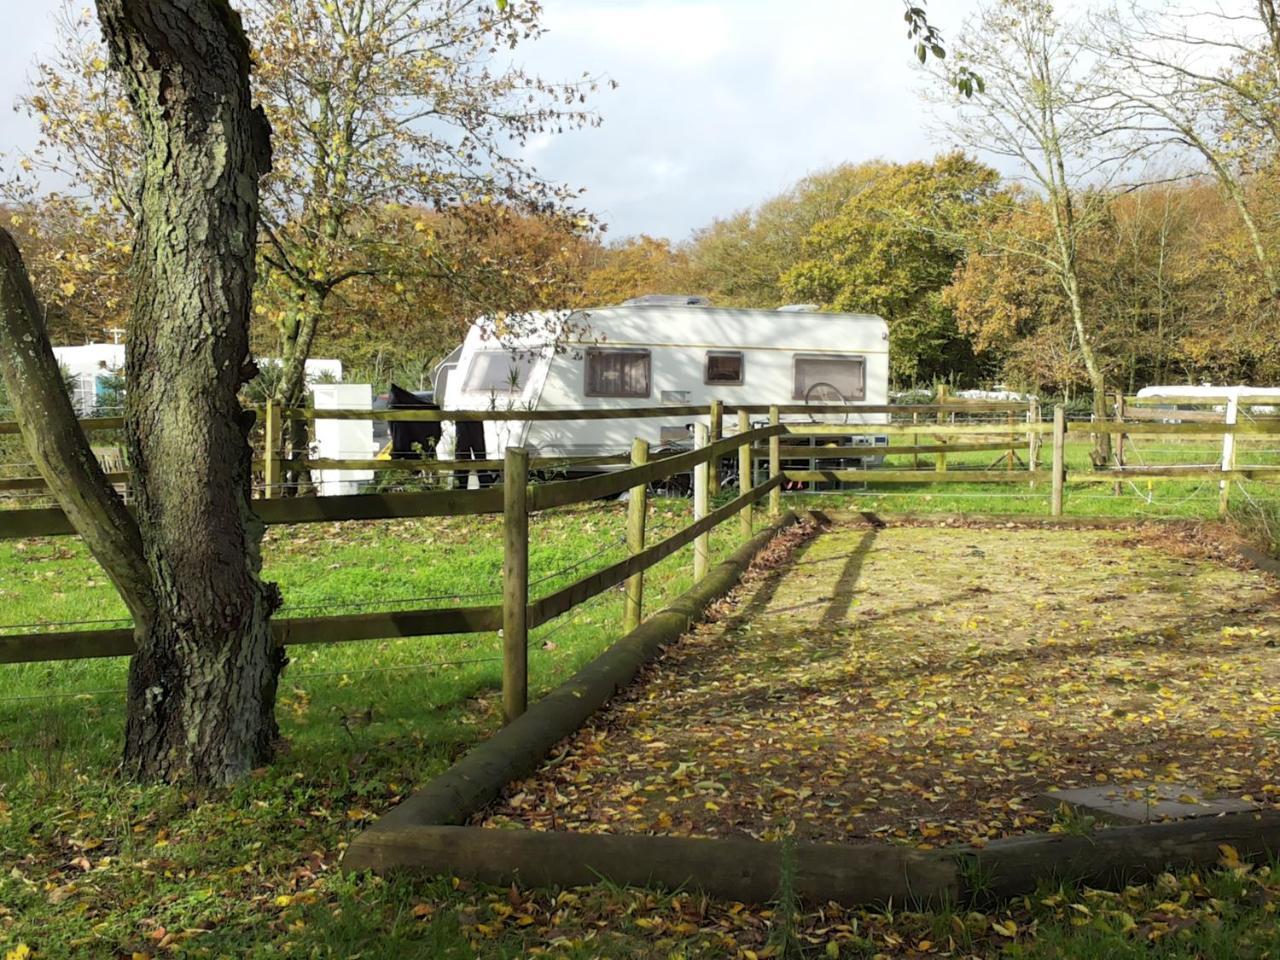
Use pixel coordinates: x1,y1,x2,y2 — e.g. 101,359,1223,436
483,522,1280,848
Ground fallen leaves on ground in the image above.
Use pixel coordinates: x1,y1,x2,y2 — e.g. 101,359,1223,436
484,522,1280,848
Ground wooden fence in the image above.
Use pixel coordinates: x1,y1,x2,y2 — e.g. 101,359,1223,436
5,398,1276,696
0,416,791,727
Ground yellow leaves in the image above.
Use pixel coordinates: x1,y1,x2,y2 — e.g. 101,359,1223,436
991,917,1018,937
5,945,33,960
1218,843,1249,874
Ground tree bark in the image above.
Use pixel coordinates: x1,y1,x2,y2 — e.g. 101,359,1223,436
277,291,325,493
1063,273,1113,466
99,0,280,783
0,232,154,626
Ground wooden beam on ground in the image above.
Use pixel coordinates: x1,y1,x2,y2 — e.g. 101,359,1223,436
344,826,957,908
971,810,1280,902
344,512,803,846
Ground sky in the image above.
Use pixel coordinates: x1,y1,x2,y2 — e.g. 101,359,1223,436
0,0,984,241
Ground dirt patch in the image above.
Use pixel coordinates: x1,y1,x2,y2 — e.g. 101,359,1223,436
480,522,1280,848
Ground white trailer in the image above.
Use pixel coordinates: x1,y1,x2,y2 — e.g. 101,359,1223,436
434,300,891,479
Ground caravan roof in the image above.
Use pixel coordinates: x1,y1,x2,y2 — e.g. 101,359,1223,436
470,304,888,353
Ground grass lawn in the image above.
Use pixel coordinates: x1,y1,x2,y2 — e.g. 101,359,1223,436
3,473,1280,956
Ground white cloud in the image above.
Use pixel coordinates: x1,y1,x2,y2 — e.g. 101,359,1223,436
514,0,982,239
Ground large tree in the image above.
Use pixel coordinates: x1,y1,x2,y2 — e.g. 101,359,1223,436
782,153,1001,385
936,0,1132,460
1091,0,1280,298
0,0,279,784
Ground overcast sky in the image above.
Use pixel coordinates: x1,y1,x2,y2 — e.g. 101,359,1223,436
0,0,984,241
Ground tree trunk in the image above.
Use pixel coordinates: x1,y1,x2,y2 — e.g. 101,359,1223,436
101,0,280,783
1063,273,1112,466
277,291,325,494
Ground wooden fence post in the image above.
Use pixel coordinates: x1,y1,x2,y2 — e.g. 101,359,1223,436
1006,408,1016,471
768,405,781,517
1051,405,1066,517
1113,392,1126,497
738,409,753,541
935,383,948,474
503,446,529,722
912,411,920,471
1220,392,1239,519
694,423,710,581
1027,397,1041,482
709,399,723,497
263,400,283,499
624,438,648,633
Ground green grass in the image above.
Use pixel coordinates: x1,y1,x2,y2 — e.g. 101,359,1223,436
3,469,1280,958
0,497,759,958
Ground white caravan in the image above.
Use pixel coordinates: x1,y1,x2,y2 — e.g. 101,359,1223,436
434,300,890,478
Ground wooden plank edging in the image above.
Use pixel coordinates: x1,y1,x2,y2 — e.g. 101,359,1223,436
969,809,1280,902
340,510,1280,907
343,510,805,851
344,826,958,908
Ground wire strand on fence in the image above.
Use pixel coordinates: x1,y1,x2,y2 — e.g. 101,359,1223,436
0,615,133,633
285,654,505,682
279,587,503,614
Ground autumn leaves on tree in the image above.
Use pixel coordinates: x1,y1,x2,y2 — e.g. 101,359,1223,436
7,0,603,411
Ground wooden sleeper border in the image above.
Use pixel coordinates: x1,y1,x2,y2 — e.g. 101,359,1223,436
344,510,804,843
341,510,1280,906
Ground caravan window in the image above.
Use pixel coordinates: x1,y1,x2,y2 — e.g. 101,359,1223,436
462,350,537,394
792,354,866,401
705,351,744,385
585,348,651,398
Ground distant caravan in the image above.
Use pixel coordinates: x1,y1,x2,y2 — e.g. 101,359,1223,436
433,297,891,486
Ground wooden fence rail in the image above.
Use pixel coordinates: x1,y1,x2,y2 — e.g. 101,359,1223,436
278,400,1029,424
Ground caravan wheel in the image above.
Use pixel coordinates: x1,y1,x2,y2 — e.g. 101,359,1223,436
805,381,851,424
